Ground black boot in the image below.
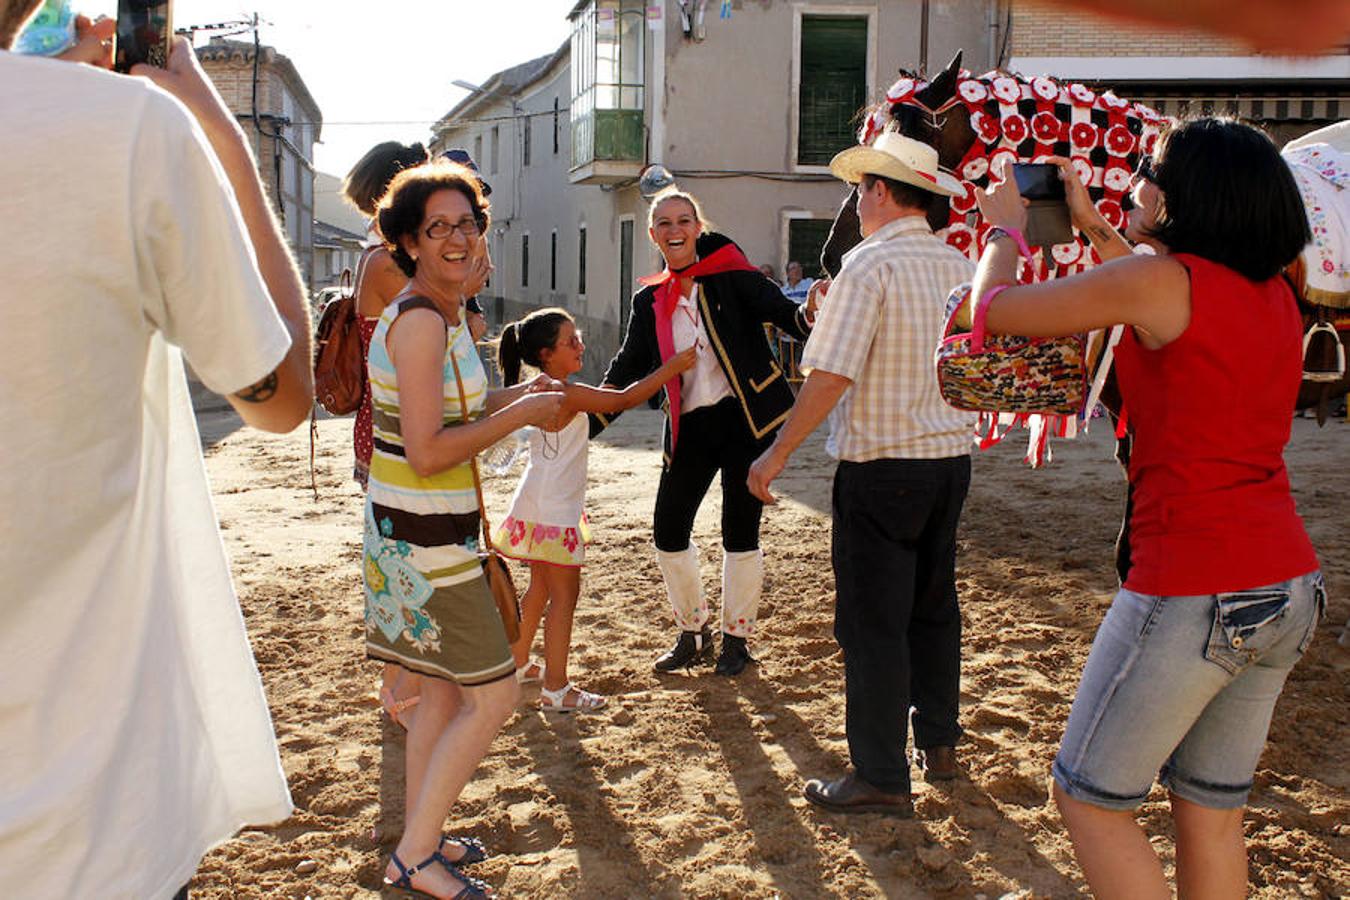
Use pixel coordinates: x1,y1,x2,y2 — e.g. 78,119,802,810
714,633,754,676
654,627,715,672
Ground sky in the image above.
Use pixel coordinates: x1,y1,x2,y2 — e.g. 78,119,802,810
74,0,576,176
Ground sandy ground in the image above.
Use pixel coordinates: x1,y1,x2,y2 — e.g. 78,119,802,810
189,408,1349,899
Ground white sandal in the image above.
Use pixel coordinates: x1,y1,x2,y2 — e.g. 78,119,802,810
539,682,607,714
515,660,544,684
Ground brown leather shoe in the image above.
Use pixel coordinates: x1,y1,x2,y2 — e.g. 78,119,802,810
803,773,914,816
915,745,959,782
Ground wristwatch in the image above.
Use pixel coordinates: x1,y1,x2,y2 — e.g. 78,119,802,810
986,226,1033,261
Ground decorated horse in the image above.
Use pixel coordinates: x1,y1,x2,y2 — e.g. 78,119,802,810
820,52,1350,450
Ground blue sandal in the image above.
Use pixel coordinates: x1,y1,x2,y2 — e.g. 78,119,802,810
384,850,495,900
439,835,489,867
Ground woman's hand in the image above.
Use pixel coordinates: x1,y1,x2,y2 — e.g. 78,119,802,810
976,170,1029,233
510,392,565,429
56,14,114,68
1046,155,1101,232
463,242,492,301
805,278,830,320
523,372,565,394
668,346,698,374
1047,155,1131,259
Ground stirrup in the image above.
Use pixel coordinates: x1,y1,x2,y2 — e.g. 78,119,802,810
540,681,608,713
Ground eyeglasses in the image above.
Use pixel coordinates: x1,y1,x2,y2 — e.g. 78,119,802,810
562,332,584,350
424,216,482,240
1132,156,1157,185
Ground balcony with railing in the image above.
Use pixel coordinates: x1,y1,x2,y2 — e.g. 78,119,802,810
569,0,646,184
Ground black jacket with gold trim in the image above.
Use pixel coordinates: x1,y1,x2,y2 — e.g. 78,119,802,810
590,233,812,458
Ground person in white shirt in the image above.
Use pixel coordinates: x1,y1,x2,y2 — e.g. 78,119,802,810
781,260,815,304
749,131,974,815
0,12,313,898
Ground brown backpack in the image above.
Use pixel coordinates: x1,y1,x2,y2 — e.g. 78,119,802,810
313,247,376,415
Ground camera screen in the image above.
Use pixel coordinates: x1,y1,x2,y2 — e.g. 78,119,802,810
1012,163,1065,201
115,0,171,72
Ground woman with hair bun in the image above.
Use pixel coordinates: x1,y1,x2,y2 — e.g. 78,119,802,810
495,308,694,712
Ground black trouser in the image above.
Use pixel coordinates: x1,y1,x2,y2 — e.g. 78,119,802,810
831,455,971,794
653,397,771,553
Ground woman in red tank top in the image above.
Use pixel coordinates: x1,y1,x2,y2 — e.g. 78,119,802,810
971,118,1322,898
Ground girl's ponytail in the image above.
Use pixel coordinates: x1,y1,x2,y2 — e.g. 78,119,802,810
498,321,525,386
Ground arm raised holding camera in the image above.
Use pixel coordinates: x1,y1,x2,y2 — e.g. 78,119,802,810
134,37,314,431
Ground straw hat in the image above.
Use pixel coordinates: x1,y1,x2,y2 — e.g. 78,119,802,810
829,130,964,197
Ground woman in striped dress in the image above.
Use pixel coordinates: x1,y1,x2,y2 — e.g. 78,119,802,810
365,161,563,900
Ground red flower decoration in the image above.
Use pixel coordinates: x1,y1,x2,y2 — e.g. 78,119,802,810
1070,121,1098,151
1031,76,1060,102
957,79,988,105
970,111,1000,144
991,76,1022,105
1071,155,1095,188
989,148,1018,180
950,182,977,213
1102,163,1132,193
1002,114,1029,144
946,223,975,255
961,155,990,182
1100,92,1129,110
1095,198,1125,229
885,77,917,104
1142,131,1159,155
1069,83,1096,107
1051,241,1084,266
1032,111,1062,143
1105,124,1137,157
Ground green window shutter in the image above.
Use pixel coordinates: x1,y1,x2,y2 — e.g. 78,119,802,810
798,16,868,166
788,219,835,280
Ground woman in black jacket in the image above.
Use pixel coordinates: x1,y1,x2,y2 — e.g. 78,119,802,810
594,189,814,675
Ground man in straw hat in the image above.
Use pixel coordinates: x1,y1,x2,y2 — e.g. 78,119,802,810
748,129,977,814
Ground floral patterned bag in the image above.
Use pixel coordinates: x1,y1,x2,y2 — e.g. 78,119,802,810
935,283,1088,416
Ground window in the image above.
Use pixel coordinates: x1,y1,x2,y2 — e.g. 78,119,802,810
550,231,558,291
490,125,499,174
569,1,646,167
788,218,833,280
577,225,587,295
521,234,529,287
523,115,532,166
473,134,483,167
553,97,560,154
798,15,868,166
619,217,634,332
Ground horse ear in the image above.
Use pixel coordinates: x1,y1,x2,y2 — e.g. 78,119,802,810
917,49,963,107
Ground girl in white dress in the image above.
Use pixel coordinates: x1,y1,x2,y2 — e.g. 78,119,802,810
495,308,694,712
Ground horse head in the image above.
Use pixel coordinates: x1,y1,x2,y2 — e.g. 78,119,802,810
820,50,976,275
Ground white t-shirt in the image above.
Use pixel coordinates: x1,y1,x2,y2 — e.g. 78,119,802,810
0,52,293,898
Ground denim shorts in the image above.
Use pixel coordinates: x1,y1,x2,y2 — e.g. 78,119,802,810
1053,571,1325,811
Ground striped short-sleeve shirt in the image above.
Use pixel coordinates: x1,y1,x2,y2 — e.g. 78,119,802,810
800,215,976,462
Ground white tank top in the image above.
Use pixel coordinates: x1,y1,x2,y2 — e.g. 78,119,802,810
503,413,589,526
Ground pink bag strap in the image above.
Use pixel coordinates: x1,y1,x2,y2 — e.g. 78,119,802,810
971,226,1034,353
971,283,1013,354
